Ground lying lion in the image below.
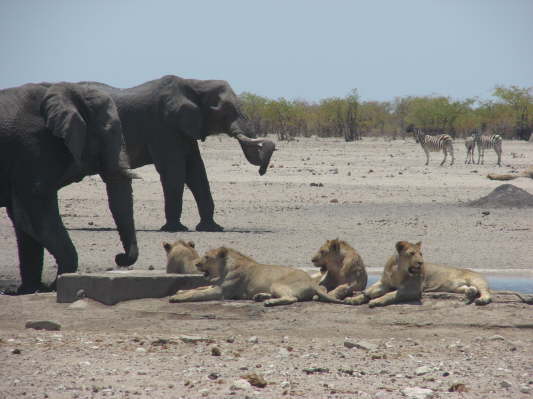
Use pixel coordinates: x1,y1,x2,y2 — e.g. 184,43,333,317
169,246,342,307
163,240,199,274
487,166,533,181
311,239,368,300
344,241,492,307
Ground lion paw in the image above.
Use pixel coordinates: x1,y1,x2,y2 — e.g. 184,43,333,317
253,293,272,302
343,294,367,306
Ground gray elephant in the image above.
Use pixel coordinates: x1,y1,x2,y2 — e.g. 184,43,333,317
0,82,139,294
84,75,274,232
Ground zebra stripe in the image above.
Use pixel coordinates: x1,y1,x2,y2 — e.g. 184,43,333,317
473,132,503,166
414,129,455,166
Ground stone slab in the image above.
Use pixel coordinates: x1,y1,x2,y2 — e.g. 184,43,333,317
57,271,208,305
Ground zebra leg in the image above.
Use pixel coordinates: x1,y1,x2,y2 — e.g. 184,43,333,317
424,148,430,166
495,145,502,167
449,145,454,165
440,149,447,166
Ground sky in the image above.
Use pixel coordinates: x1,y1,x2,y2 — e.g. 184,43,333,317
1,0,532,102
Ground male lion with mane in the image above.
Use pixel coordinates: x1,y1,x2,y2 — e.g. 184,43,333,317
344,241,492,307
169,247,342,307
311,239,368,300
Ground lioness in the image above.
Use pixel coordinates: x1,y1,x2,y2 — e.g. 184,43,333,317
487,166,533,181
163,240,199,274
311,239,368,300
344,241,492,307
169,246,342,307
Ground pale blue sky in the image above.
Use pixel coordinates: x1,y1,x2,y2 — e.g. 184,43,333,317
1,0,531,101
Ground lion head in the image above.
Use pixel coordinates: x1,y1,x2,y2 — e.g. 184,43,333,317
395,241,424,276
194,247,232,282
311,239,343,273
163,240,199,274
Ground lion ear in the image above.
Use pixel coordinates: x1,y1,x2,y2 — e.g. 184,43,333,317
163,242,172,253
217,247,228,258
415,241,422,250
187,241,195,248
330,239,340,252
395,241,408,253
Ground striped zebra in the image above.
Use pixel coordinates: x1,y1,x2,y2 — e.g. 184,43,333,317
464,135,476,164
473,131,503,166
411,128,455,166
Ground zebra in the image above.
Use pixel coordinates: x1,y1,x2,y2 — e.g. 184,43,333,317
464,134,476,164
409,127,455,166
473,131,503,166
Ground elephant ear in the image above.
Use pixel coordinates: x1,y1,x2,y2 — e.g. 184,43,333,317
164,90,206,140
41,84,87,165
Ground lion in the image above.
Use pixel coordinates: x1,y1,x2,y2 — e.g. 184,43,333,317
169,246,342,307
311,239,368,300
163,240,200,274
344,241,493,307
487,166,533,181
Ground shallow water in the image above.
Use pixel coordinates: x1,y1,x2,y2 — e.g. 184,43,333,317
366,274,533,294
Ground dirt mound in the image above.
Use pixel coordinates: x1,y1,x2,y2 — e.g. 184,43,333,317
468,184,533,208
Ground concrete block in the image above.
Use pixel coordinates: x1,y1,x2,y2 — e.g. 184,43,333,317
57,271,207,305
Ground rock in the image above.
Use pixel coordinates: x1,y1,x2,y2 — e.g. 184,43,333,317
25,320,61,331
179,335,210,344
208,372,219,380
67,299,88,310
500,380,512,388
280,381,290,389
12,348,21,354
303,367,329,374
520,384,530,394
488,335,505,341
343,339,378,351
211,346,221,356
481,210,490,216
242,373,267,388
226,336,235,343
248,336,259,344
330,198,339,203
230,379,251,391
415,365,432,376
400,387,434,398
448,383,468,392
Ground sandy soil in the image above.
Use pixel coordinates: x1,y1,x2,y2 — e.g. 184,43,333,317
1,136,533,398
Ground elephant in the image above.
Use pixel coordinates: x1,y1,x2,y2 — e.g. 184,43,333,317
0,82,139,294
83,75,275,232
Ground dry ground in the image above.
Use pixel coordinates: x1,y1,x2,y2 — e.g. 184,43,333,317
1,136,533,398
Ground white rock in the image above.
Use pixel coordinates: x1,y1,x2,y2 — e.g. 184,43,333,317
401,387,434,399
500,380,512,388
248,336,259,344
67,299,88,310
415,366,432,376
280,381,290,389
230,379,251,390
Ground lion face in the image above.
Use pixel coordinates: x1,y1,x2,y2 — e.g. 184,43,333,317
396,241,424,276
194,247,229,282
311,239,341,273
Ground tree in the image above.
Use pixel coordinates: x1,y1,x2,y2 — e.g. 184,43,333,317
493,85,533,140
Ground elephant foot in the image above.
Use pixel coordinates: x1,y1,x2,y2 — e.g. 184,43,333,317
4,282,52,295
160,222,189,232
196,221,224,232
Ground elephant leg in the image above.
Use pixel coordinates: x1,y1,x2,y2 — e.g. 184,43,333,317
156,157,189,232
8,195,77,292
186,141,223,232
36,196,78,285
10,218,45,294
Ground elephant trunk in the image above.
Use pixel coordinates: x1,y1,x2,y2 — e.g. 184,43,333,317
103,175,139,267
235,134,276,176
